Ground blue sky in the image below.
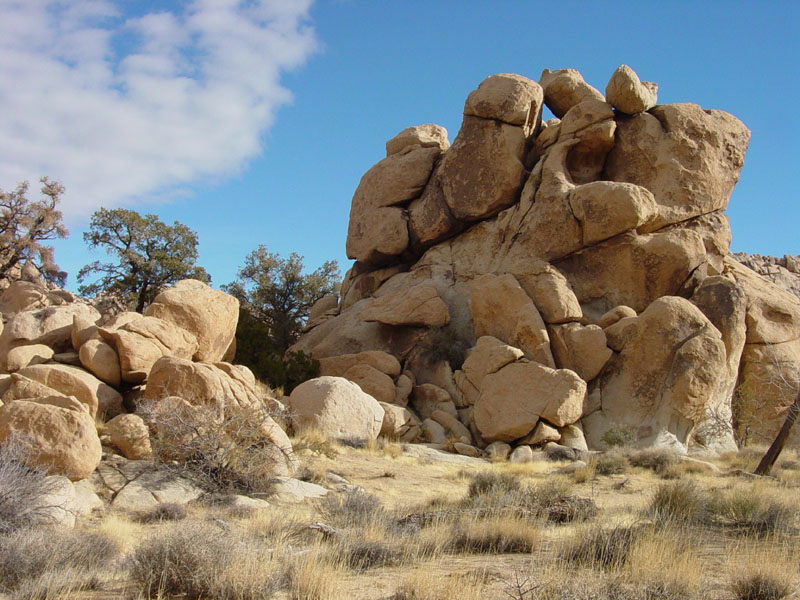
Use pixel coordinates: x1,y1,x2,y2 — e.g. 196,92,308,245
1,0,798,291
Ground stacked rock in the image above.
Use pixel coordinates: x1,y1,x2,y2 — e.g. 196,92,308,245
0,278,295,481
293,64,800,455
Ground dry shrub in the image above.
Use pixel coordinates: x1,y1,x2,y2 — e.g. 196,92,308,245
648,480,708,526
0,527,119,593
467,471,522,497
128,520,281,600
286,547,340,600
562,525,643,570
727,542,797,600
623,527,703,598
595,448,630,475
446,515,539,554
572,460,597,483
0,435,67,534
628,448,681,474
391,570,489,600
649,480,796,535
334,536,400,569
291,426,339,458
317,489,389,529
706,486,796,535
140,399,289,495
731,574,793,600
135,502,188,524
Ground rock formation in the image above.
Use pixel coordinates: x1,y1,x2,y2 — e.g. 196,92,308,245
0,278,295,480
294,65,800,453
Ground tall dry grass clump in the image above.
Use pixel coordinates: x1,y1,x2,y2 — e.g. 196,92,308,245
0,527,120,595
129,520,282,600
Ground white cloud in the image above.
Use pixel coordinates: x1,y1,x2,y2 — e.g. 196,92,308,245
0,0,317,221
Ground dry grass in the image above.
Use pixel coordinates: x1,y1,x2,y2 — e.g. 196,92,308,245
390,569,490,600
727,542,798,600
0,527,120,594
287,545,342,600
128,520,283,599
9,441,800,600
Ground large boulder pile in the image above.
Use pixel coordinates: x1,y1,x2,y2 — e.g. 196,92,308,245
0,279,296,480
293,65,800,453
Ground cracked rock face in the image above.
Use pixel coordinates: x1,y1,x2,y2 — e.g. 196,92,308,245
297,65,800,452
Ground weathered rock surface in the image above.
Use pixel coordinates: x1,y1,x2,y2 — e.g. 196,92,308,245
539,68,605,118
99,313,199,384
360,282,449,327
145,279,239,363
105,413,151,460
605,102,750,231
470,273,555,367
16,363,122,418
294,65,796,451
386,124,449,156
605,65,657,115
0,396,101,480
78,339,121,387
1,303,100,370
585,297,727,450
548,322,612,381
288,376,384,441
464,73,542,130
475,361,586,442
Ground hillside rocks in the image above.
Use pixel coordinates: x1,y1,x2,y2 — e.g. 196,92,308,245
0,278,300,484
295,63,800,454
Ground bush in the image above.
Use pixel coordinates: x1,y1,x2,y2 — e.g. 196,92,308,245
318,490,389,529
136,502,188,524
706,488,796,535
128,521,280,600
731,573,793,600
601,427,635,448
0,436,65,534
628,448,681,474
446,517,538,554
419,327,471,371
562,525,642,570
648,480,708,526
467,472,522,498
0,527,119,592
336,538,400,569
464,474,597,524
140,399,289,495
595,449,630,475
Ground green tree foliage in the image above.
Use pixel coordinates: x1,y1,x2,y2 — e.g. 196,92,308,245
78,208,209,312
0,177,68,286
224,246,340,391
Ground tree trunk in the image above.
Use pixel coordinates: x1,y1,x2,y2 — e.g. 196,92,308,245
754,390,800,476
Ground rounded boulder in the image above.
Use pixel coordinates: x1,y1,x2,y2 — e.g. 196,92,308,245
288,376,384,442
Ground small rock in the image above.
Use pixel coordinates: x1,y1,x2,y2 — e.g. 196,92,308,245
510,445,534,463
485,441,512,460
453,442,481,458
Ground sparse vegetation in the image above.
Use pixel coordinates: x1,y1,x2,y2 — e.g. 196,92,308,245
4,432,798,599
129,521,282,600
140,398,289,495
0,527,119,593
600,427,635,448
